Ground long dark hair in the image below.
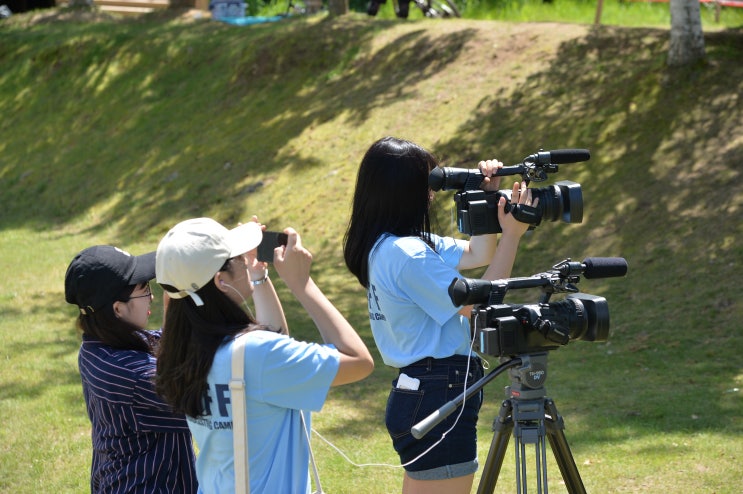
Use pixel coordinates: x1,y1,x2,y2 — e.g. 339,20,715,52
343,136,438,288
154,262,261,417
76,284,155,354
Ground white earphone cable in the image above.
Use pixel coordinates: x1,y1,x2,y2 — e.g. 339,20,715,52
221,282,256,320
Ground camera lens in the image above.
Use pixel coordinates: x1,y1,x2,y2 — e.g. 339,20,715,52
545,293,609,342
536,180,583,224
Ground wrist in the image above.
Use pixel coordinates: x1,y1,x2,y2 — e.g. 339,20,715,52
251,271,269,286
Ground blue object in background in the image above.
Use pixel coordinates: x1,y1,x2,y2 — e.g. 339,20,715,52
215,14,284,24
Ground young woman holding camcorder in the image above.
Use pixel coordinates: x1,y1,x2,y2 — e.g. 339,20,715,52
343,136,535,494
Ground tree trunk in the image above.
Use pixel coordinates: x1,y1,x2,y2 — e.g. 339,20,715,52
327,0,348,15
594,0,604,25
668,0,706,66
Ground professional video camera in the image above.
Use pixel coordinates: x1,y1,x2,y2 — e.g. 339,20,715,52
429,149,590,235
448,256,628,357
412,256,629,490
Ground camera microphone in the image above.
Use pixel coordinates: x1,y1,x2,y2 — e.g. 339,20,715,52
581,257,628,279
553,257,628,279
525,149,591,165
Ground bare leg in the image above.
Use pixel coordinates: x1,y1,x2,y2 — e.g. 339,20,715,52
402,472,475,494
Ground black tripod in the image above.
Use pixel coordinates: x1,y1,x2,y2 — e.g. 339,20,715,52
477,353,586,493
411,353,586,494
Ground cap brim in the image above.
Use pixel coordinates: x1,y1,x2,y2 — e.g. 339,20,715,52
225,222,263,257
129,251,156,285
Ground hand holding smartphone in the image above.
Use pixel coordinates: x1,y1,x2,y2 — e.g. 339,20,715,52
257,231,288,263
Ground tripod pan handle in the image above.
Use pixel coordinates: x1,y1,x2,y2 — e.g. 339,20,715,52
411,401,459,439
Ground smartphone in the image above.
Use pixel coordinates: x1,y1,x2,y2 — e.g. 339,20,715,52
257,231,288,263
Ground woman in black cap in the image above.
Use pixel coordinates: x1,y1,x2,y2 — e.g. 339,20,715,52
64,245,198,494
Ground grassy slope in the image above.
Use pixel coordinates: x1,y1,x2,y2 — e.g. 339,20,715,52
0,10,741,493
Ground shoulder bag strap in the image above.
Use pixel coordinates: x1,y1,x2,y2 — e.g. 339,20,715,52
230,334,250,494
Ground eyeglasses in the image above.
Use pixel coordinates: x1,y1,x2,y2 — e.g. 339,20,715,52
125,283,152,301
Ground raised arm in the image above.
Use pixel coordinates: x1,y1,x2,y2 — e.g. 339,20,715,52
249,271,289,335
456,158,535,279
243,218,289,334
480,180,534,281
273,228,374,386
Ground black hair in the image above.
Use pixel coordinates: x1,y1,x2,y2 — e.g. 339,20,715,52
76,283,155,353
155,260,269,417
343,136,438,288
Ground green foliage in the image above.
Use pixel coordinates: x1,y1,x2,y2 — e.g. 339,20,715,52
1,8,742,493
337,0,743,27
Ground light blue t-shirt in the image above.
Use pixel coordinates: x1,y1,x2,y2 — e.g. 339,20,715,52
367,233,471,368
187,330,340,494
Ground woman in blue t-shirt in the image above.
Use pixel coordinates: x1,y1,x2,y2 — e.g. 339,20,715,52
153,218,374,494
343,136,534,494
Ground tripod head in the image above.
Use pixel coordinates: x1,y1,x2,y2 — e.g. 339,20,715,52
410,353,549,440
503,353,551,400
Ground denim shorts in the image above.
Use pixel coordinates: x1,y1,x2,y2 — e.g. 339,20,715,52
385,355,484,480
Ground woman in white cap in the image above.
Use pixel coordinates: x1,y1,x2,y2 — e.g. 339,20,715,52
154,218,374,494
64,245,198,494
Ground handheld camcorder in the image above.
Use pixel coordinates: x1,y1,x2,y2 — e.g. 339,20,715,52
429,149,590,235
449,257,628,357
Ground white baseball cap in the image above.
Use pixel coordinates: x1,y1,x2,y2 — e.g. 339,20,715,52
156,218,263,306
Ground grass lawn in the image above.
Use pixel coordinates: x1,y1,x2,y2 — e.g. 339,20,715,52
1,5,741,493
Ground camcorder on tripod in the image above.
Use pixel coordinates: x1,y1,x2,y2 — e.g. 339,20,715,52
450,256,627,357
416,145,628,492
412,258,628,493
428,148,590,235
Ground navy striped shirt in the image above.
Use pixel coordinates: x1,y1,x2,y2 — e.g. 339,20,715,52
79,332,199,494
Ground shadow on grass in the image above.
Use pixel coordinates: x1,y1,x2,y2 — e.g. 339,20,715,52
316,26,743,442
0,291,83,402
1,16,741,449
0,16,477,243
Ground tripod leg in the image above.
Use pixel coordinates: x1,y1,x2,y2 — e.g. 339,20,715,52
477,400,514,494
544,399,586,494
511,399,549,494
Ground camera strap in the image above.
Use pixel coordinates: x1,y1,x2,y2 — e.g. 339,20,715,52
230,334,251,494
231,332,326,494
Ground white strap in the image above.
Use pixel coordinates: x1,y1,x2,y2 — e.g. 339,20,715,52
300,411,325,494
231,333,326,494
230,334,250,494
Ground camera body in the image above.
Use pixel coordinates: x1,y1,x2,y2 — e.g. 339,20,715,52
474,293,609,357
429,148,589,235
454,180,583,235
448,257,627,358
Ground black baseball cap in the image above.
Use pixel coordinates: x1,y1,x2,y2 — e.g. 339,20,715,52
64,245,156,315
